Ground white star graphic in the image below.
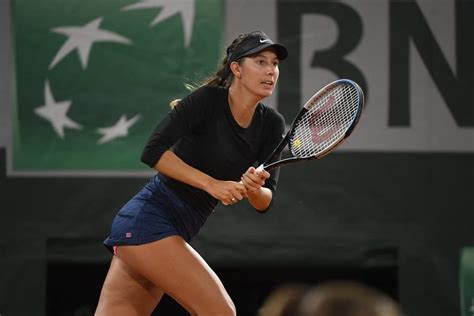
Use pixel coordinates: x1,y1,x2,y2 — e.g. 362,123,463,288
34,81,82,139
122,0,195,47
49,17,132,70
96,114,141,145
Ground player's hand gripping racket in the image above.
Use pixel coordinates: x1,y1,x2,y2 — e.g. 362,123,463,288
258,79,364,172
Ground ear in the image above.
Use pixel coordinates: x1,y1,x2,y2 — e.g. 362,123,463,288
230,61,241,78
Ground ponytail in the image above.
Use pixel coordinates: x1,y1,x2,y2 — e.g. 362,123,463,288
168,32,255,108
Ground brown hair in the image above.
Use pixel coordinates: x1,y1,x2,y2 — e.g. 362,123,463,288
169,31,266,108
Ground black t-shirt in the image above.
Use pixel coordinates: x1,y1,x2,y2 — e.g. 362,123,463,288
141,85,286,214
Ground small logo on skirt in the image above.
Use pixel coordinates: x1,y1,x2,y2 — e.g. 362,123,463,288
125,232,132,238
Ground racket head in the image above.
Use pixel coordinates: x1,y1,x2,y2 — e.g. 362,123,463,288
288,79,364,159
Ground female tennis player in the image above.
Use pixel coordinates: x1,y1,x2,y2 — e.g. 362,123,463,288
95,31,288,315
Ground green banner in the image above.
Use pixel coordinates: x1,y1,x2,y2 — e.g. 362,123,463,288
12,0,223,173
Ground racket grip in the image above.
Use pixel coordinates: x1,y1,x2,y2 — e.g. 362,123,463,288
239,164,265,185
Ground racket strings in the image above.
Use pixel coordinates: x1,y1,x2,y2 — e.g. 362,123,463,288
290,84,360,157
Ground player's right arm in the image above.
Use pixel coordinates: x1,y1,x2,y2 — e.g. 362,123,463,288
154,150,246,205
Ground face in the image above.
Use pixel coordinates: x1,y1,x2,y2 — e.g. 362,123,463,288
231,48,280,99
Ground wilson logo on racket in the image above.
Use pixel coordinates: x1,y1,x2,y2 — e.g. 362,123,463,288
308,95,338,144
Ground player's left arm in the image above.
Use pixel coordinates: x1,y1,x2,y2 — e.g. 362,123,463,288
241,167,272,212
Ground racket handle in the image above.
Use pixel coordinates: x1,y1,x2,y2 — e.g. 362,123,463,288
239,164,266,185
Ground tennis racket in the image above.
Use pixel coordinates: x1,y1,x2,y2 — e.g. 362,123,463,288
258,79,364,172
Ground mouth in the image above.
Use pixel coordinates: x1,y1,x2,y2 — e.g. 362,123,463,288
261,80,274,87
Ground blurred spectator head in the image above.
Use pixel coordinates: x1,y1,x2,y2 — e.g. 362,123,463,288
297,280,402,316
258,283,310,316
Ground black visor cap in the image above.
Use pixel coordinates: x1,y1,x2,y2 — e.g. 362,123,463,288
230,33,288,62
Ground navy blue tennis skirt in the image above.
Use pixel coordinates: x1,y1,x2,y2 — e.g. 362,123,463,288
103,174,208,253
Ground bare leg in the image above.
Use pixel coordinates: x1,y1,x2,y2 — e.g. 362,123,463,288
116,236,236,316
95,255,164,315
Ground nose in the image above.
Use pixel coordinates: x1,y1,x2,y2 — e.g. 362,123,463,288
266,65,276,75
